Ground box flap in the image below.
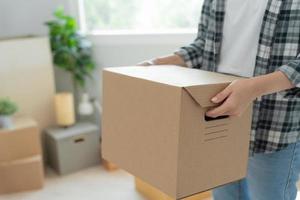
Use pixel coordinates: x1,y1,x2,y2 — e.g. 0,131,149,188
104,65,239,87
184,83,230,107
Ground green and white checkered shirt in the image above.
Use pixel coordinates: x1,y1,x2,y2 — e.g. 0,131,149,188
176,0,300,154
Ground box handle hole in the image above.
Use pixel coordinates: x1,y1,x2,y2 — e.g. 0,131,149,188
74,138,85,143
205,115,229,121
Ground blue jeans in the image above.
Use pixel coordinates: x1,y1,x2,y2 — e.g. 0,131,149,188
213,142,300,200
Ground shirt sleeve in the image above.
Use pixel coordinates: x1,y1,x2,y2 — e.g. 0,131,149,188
174,0,211,69
277,54,300,88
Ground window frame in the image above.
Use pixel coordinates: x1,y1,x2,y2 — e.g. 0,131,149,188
88,31,197,46
69,0,199,44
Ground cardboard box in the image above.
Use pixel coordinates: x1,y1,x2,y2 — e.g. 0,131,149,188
0,155,44,194
102,65,252,199
135,177,211,200
0,117,42,162
0,116,44,194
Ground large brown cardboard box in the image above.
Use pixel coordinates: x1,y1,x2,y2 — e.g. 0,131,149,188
102,65,252,199
0,116,44,194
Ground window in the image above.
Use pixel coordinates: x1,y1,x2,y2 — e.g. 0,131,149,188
81,0,203,33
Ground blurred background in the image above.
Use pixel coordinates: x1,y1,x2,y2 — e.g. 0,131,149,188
1,1,300,200
0,0,200,116
0,0,205,200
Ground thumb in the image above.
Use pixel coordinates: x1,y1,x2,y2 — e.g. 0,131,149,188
211,86,232,103
137,61,151,66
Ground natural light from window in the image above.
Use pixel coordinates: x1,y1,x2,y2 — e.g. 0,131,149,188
82,0,203,34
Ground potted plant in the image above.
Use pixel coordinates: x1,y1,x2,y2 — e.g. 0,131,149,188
0,98,18,129
45,7,95,115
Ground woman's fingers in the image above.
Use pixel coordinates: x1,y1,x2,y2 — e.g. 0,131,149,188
137,61,151,66
206,100,234,118
211,86,232,103
208,84,234,117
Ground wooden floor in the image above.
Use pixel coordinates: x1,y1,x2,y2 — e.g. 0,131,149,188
0,166,299,200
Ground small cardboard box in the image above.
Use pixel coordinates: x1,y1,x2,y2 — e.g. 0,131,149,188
102,66,252,199
0,156,44,194
0,117,42,162
0,116,44,194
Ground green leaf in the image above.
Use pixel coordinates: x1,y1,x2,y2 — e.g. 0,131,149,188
0,98,18,116
45,7,95,89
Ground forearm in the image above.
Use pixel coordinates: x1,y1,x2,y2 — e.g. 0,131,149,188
251,71,295,97
207,71,296,117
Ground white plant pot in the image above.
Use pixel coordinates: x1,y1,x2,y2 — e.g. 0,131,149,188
0,115,14,129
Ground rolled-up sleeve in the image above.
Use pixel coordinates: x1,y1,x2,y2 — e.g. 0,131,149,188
174,1,211,69
277,54,300,87
175,39,205,68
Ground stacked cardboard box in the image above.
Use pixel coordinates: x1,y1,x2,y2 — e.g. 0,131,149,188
0,116,44,194
102,66,252,199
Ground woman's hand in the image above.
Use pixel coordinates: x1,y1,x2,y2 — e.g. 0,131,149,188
206,79,257,118
206,71,295,118
137,59,155,66
137,54,187,67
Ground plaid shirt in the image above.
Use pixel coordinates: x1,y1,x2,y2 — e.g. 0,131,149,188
176,0,300,154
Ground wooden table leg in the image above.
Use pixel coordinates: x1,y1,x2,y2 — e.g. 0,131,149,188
102,159,118,171
135,177,211,200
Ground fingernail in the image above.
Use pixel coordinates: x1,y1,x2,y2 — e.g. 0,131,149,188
211,97,218,102
206,112,212,116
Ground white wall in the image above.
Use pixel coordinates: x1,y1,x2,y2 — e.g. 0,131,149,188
0,0,74,38
0,0,196,94
0,0,196,131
